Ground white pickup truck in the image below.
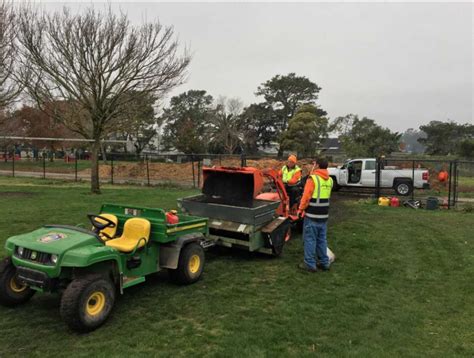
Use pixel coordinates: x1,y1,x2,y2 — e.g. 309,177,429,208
328,158,430,196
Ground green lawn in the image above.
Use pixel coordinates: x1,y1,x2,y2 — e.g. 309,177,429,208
0,159,91,174
0,177,472,357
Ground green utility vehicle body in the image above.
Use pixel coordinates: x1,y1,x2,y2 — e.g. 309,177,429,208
5,204,208,291
1,203,208,332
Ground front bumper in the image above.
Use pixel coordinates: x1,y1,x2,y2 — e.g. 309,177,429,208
16,266,57,291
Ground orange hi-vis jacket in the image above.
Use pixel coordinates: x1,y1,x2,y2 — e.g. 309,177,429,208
298,169,332,212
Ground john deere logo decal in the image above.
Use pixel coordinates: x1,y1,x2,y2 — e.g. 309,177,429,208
39,233,67,243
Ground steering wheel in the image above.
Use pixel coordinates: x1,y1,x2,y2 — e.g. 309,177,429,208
87,214,116,242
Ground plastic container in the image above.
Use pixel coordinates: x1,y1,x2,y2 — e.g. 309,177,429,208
378,197,390,206
425,197,439,210
390,197,400,207
438,171,449,182
165,211,179,224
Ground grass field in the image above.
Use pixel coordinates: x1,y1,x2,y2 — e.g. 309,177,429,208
0,177,473,357
0,159,91,173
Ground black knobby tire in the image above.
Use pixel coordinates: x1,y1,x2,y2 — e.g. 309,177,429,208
0,258,36,307
60,274,116,332
394,180,413,196
169,243,205,285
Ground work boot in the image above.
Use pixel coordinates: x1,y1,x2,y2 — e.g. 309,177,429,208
317,263,330,271
298,263,317,273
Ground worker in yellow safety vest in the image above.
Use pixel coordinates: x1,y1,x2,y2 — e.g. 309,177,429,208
297,157,333,272
279,154,302,208
279,154,302,186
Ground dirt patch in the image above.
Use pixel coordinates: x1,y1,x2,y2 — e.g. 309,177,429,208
78,158,339,183
0,191,37,198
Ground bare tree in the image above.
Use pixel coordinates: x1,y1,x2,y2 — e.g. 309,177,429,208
0,1,21,109
16,6,190,193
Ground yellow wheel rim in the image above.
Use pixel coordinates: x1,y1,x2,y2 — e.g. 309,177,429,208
10,277,27,293
188,254,201,274
86,291,106,316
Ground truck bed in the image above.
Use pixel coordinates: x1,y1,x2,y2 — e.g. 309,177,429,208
100,203,208,243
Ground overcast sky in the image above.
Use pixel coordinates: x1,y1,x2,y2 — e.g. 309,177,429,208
43,2,473,132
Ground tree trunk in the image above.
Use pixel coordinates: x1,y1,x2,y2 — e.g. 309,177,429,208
90,140,101,194
277,146,284,158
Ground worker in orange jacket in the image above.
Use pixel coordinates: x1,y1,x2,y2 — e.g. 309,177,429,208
297,157,333,272
279,154,302,208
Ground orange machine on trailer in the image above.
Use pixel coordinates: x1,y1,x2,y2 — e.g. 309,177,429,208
179,166,298,256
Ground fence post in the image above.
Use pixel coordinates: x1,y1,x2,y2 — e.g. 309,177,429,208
240,153,246,167
447,161,453,209
375,157,381,200
411,160,415,201
146,154,150,186
43,154,46,179
197,159,201,188
75,151,78,182
191,157,196,188
12,149,15,177
110,154,114,185
453,159,458,206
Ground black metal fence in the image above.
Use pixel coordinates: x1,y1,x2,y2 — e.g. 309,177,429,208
0,150,261,188
1,149,473,209
370,157,474,209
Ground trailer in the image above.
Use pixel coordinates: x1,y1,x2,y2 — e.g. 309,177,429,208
179,166,293,256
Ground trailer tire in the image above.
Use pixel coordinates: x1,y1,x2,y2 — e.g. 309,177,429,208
169,243,204,285
0,258,35,307
394,180,413,196
60,274,115,332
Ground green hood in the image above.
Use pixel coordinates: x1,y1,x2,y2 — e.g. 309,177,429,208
7,226,99,255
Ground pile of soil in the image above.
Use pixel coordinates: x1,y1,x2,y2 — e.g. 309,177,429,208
78,158,339,183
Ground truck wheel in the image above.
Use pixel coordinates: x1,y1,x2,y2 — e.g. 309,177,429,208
0,258,35,307
394,180,413,196
169,243,205,285
60,274,116,332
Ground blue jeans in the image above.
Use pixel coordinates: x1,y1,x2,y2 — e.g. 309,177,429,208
303,217,329,270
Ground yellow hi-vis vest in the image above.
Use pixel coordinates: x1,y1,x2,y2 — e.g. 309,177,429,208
281,165,301,184
305,174,333,221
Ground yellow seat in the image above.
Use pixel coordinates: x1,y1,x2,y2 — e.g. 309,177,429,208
94,214,118,241
106,218,151,253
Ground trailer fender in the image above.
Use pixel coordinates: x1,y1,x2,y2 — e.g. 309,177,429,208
261,217,291,256
159,234,204,269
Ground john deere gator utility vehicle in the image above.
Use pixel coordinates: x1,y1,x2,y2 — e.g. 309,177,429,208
0,204,208,332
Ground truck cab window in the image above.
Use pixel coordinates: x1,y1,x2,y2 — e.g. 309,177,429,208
365,160,376,171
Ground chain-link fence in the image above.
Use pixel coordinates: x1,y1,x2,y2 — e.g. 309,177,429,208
0,149,282,188
1,148,473,209
371,157,474,209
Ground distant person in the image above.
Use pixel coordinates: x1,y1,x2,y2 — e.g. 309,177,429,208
297,157,333,272
279,154,302,208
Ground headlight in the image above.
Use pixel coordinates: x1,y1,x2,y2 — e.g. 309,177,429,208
17,247,24,257
50,254,58,264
